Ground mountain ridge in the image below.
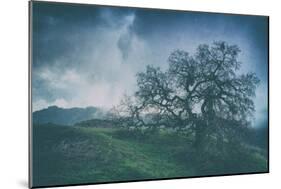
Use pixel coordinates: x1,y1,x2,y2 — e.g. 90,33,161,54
33,105,106,126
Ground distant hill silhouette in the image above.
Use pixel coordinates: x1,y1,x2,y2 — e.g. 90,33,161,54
75,119,115,128
33,106,105,125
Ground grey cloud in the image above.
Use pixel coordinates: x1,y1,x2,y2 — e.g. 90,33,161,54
117,25,134,60
32,1,268,128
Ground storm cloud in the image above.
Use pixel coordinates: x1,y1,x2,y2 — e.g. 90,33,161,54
31,2,268,126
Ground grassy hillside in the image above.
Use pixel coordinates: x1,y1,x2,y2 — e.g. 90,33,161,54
32,124,268,187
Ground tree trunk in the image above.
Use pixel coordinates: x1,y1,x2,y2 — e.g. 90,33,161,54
193,120,206,151
216,133,224,152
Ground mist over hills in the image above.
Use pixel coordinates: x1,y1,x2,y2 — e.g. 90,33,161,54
33,106,106,126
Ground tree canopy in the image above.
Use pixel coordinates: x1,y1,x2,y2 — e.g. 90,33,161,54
112,41,260,149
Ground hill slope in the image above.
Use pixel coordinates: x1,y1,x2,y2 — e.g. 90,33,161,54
32,124,268,187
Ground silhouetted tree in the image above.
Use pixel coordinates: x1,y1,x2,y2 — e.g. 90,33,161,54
114,41,259,150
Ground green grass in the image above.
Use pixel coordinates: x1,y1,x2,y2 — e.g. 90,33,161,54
32,124,268,187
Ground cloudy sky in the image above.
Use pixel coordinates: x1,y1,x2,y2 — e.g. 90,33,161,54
31,2,268,126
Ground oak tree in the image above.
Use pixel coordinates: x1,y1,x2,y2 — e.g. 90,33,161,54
114,41,259,150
